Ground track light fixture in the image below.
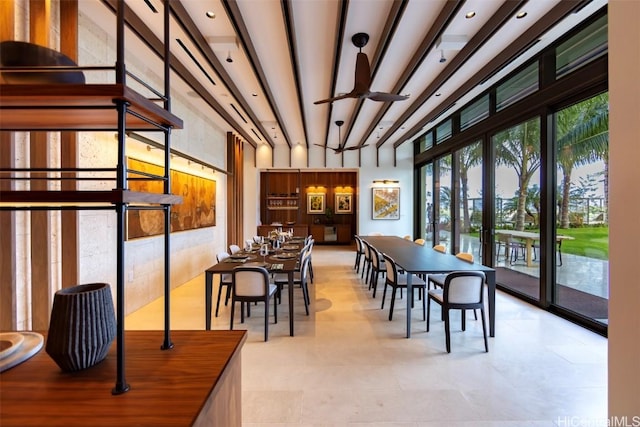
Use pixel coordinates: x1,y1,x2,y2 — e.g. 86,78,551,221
226,51,233,63
439,50,446,63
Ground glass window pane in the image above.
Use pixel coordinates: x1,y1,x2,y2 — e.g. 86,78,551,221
554,92,609,324
461,95,489,131
556,15,608,79
492,117,541,300
435,120,452,144
456,141,483,256
496,62,539,111
416,131,433,153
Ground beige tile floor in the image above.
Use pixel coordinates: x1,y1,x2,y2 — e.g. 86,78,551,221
126,245,608,426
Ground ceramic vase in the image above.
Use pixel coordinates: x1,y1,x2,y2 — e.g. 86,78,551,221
45,283,116,372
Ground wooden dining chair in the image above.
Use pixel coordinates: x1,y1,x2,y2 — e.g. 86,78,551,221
353,235,364,273
215,252,233,317
273,248,312,315
368,245,386,298
381,253,426,321
432,244,446,253
361,240,373,281
427,271,488,353
428,252,478,320
230,266,279,341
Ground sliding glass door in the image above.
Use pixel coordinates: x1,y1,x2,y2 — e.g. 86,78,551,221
491,118,541,300
553,93,609,324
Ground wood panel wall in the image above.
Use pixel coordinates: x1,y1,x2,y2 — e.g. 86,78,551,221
29,0,52,331
59,0,80,289
227,133,244,247
260,170,358,234
0,0,17,331
0,0,80,331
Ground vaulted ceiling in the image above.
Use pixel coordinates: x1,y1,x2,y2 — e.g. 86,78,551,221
84,0,605,156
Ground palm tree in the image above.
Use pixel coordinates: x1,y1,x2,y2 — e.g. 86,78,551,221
457,141,483,232
494,118,541,231
556,93,609,228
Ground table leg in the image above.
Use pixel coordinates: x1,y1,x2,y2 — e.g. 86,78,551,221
486,270,496,337
288,271,294,336
525,239,533,267
205,272,212,330
406,273,412,338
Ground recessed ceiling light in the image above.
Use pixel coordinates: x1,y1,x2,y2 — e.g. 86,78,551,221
205,11,215,19
465,11,476,19
252,93,258,97
516,11,527,19
435,93,442,97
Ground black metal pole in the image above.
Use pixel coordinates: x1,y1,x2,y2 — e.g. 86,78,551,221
112,98,130,395
160,0,174,351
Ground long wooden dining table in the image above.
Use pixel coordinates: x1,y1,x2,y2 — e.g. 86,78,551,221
204,248,301,336
360,236,497,338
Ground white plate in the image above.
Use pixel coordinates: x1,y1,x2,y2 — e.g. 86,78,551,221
0,332,25,360
0,332,44,373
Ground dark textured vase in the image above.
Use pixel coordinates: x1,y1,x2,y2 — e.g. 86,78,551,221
46,283,116,372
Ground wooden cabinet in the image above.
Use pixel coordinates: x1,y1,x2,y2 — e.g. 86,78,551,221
0,330,246,426
309,224,352,244
260,171,357,241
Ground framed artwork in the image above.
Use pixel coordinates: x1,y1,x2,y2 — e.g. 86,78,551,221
126,158,216,239
307,193,325,214
372,187,400,220
335,193,353,214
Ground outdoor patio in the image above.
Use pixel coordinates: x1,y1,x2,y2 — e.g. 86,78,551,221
440,233,609,323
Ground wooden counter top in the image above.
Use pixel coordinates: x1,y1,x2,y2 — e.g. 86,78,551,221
0,330,247,426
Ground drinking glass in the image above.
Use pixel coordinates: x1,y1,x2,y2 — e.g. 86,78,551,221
260,244,269,263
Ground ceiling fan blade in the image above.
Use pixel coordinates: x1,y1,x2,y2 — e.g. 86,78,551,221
313,91,358,105
353,52,371,93
343,144,369,151
367,92,409,102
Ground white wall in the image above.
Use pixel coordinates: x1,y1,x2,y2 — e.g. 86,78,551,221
608,0,640,417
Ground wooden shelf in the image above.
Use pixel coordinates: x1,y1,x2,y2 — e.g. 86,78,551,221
0,84,184,131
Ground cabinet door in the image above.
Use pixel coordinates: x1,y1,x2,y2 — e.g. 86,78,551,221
309,225,325,243
336,225,352,243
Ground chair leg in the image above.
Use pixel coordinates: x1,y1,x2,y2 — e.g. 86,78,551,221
389,287,397,321
381,283,388,309
444,308,451,353
422,289,426,321
274,296,278,324
302,283,310,316
480,308,488,352
264,299,269,342
426,297,431,331
229,300,235,330
461,309,466,331
215,284,224,317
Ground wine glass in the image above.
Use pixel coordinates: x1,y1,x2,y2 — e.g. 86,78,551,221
260,244,269,263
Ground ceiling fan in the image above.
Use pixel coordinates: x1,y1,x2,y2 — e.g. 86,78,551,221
314,120,369,153
314,33,409,105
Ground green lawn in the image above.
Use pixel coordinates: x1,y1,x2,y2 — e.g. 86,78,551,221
468,226,609,260
557,227,609,260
